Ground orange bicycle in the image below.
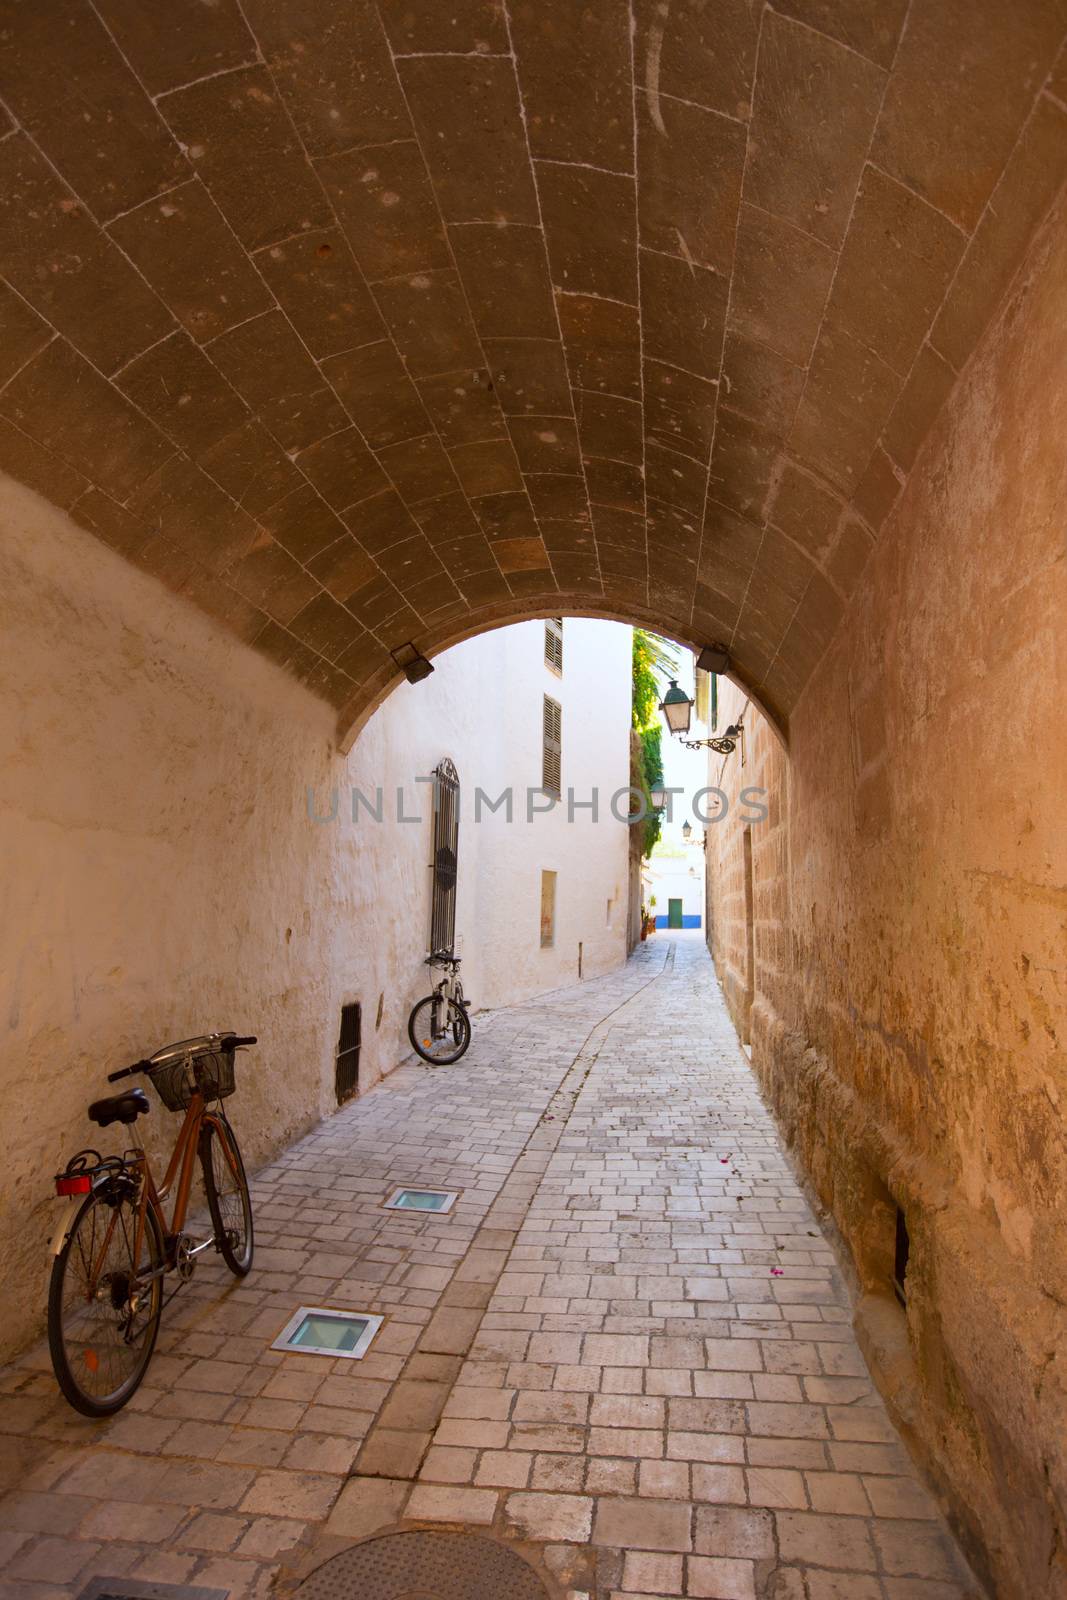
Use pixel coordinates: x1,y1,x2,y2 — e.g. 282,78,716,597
48,1032,257,1416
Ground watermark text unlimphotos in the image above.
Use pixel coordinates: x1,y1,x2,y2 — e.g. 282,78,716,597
306,780,768,826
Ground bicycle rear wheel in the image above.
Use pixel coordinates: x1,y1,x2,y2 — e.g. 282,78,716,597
408,993,472,1065
48,1187,163,1417
199,1117,254,1275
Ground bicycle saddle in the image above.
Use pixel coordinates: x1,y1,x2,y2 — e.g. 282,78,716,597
88,1087,150,1128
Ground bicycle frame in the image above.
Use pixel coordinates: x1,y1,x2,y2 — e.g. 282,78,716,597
78,1094,235,1290
429,966,463,1032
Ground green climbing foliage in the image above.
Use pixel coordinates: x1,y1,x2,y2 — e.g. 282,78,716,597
631,629,679,858
632,628,679,732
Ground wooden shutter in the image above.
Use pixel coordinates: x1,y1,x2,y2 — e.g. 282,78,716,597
544,617,563,674
694,667,710,724
542,695,562,796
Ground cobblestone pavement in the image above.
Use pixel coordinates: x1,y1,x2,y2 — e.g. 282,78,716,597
0,936,979,1600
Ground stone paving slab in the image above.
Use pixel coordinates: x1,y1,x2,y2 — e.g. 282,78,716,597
0,937,980,1600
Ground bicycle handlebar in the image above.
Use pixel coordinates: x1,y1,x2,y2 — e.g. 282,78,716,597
107,1061,150,1083
106,1034,257,1082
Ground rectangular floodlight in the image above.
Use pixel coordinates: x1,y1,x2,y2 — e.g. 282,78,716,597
383,1185,458,1214
271,1306,383,1359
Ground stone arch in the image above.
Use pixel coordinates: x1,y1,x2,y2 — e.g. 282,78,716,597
335,597,790,754
0,4,1060,773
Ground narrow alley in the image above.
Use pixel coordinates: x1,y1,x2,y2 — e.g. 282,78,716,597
0,937,976,1600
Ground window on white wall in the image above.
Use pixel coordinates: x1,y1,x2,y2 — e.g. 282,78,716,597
544,617,563,675
542,694,562,797
540,870,557,948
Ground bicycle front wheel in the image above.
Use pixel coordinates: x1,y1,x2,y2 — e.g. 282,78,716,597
48,1188,164,1417
408,994,472,1065
200,1117,254,1276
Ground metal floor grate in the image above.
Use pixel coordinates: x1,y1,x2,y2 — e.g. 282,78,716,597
295,1531,549,1600
76,1582,229,1600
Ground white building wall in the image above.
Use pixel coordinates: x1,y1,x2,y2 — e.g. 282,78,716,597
345,616,632,1082
644,840,706,928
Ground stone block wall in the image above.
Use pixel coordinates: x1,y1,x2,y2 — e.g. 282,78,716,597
704,194,1067,1598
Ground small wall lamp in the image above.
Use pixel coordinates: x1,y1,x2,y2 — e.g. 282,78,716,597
392,642,435,684
695,643,731,675
659,679,693,737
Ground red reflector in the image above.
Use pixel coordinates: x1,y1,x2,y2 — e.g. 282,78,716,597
56,1175,92,1196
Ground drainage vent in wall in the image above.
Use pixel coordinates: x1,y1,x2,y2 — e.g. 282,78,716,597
335,1001,361,1104
383,1185,458,1213
894,1207,910,1307
271,1305,383,1359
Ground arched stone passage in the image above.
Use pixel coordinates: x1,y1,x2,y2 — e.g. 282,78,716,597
335,597,790,754
0,3,1063,738
0,8,1065,1599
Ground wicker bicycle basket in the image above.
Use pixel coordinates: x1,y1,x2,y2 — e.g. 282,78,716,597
146,1047,235,1112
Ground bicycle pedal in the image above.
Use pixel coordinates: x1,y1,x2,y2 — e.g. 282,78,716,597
176,1236,198,1280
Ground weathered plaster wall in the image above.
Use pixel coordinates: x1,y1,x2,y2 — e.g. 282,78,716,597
704,197,1067,1598
0,488,628,1360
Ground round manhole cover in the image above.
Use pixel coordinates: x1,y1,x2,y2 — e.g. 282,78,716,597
296,1531,551,1600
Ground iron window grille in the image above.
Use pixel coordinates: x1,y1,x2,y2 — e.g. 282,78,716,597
542,695,562,798
430,757,459,955
544,616,563,674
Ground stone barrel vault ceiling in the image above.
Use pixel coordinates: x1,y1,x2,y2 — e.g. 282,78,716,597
0,2,1065,734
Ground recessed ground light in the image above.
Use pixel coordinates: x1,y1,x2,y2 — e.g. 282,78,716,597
383,1185,458,1214
271,1306,383,1360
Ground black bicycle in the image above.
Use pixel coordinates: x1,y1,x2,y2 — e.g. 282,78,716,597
408,953,471,1065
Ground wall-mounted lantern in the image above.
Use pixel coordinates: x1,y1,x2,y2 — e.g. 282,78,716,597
659,680,694,736
659,679,743,757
